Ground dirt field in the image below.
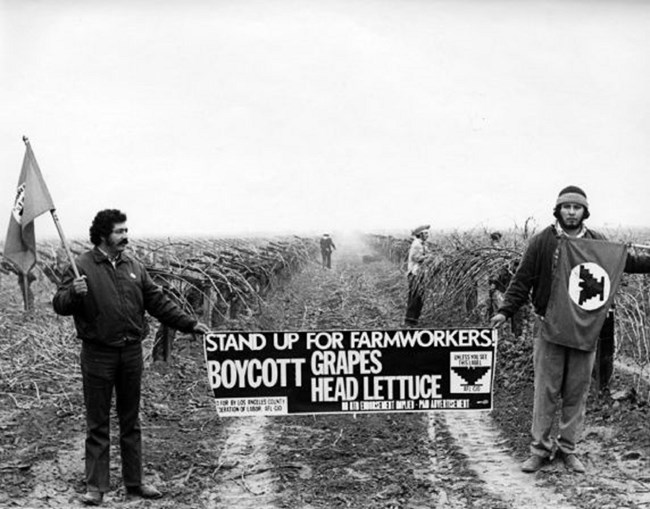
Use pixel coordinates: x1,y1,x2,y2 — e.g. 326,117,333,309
1,240,649,508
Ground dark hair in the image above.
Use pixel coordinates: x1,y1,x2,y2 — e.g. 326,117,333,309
89,209,127,246
554,185,590,220
553,204,590,220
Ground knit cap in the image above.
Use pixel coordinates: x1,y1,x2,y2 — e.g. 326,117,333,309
556,185,589,209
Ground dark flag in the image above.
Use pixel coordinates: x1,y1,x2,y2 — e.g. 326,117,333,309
542,237,627,351
3,143,55,274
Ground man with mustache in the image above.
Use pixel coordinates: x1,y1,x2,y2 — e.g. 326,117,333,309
53,209,210,505
490,186,650,474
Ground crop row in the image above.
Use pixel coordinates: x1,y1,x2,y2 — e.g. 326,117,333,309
2,236,319,325
366,230,650,377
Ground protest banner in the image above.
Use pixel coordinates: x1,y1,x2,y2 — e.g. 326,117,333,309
203,327,497,416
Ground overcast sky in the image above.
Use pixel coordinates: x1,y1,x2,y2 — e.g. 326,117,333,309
2,0,649,240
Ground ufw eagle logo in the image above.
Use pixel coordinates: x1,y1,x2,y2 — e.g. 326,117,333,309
450,366,490,387
568,262,610,311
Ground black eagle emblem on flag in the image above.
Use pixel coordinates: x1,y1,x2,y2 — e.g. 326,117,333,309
577,264,606,305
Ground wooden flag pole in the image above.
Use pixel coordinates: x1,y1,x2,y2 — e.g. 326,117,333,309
22,136,81,279
50,209,81,279
21,272,31,312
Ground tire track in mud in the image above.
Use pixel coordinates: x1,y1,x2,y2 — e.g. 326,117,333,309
205,416,279,509
435,411,577,509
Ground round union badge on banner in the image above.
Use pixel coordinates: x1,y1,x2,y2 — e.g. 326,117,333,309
568,262,611,311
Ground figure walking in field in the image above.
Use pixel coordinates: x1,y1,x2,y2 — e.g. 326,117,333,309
53,209,209,506
490,186,650,474
405,224,430,327
320,233,336,269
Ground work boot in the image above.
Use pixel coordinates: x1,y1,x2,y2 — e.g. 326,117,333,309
81,490,103,506
562,453,586,473
126,484,163,499
520,455,547,473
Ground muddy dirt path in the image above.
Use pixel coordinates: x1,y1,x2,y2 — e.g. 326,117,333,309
438,412,575,509
3,240,649,508
221,243,585,509
204,416,278,509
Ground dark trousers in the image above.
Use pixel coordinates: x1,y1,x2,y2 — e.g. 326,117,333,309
81,341,143,492
594,311,615,390
405,274,424,326
321,250,332,268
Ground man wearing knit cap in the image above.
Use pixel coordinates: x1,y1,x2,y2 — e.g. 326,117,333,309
404,224,430,326
490,186,650,474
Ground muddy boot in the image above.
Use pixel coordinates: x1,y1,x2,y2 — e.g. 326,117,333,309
81,490,103,506
126,484,163,499
520,455,548,473
561,452,586,473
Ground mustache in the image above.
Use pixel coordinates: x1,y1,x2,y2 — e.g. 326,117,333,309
119,239,129,246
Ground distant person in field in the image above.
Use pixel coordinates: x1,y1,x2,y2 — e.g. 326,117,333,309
487,231,507,315
405,224,430,327
320,233,336,269
490,186,650,474
52,209,209,506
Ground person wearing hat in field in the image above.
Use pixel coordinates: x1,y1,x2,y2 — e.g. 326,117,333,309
490,186,650,474
320,233,336,269
405,224,431,327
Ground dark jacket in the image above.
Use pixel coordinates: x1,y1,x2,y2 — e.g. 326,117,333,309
320,236,336,252
499,224,650,319
53,248,197,347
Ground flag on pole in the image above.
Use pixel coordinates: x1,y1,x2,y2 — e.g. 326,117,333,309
3,142,55,274
542,237,628,351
